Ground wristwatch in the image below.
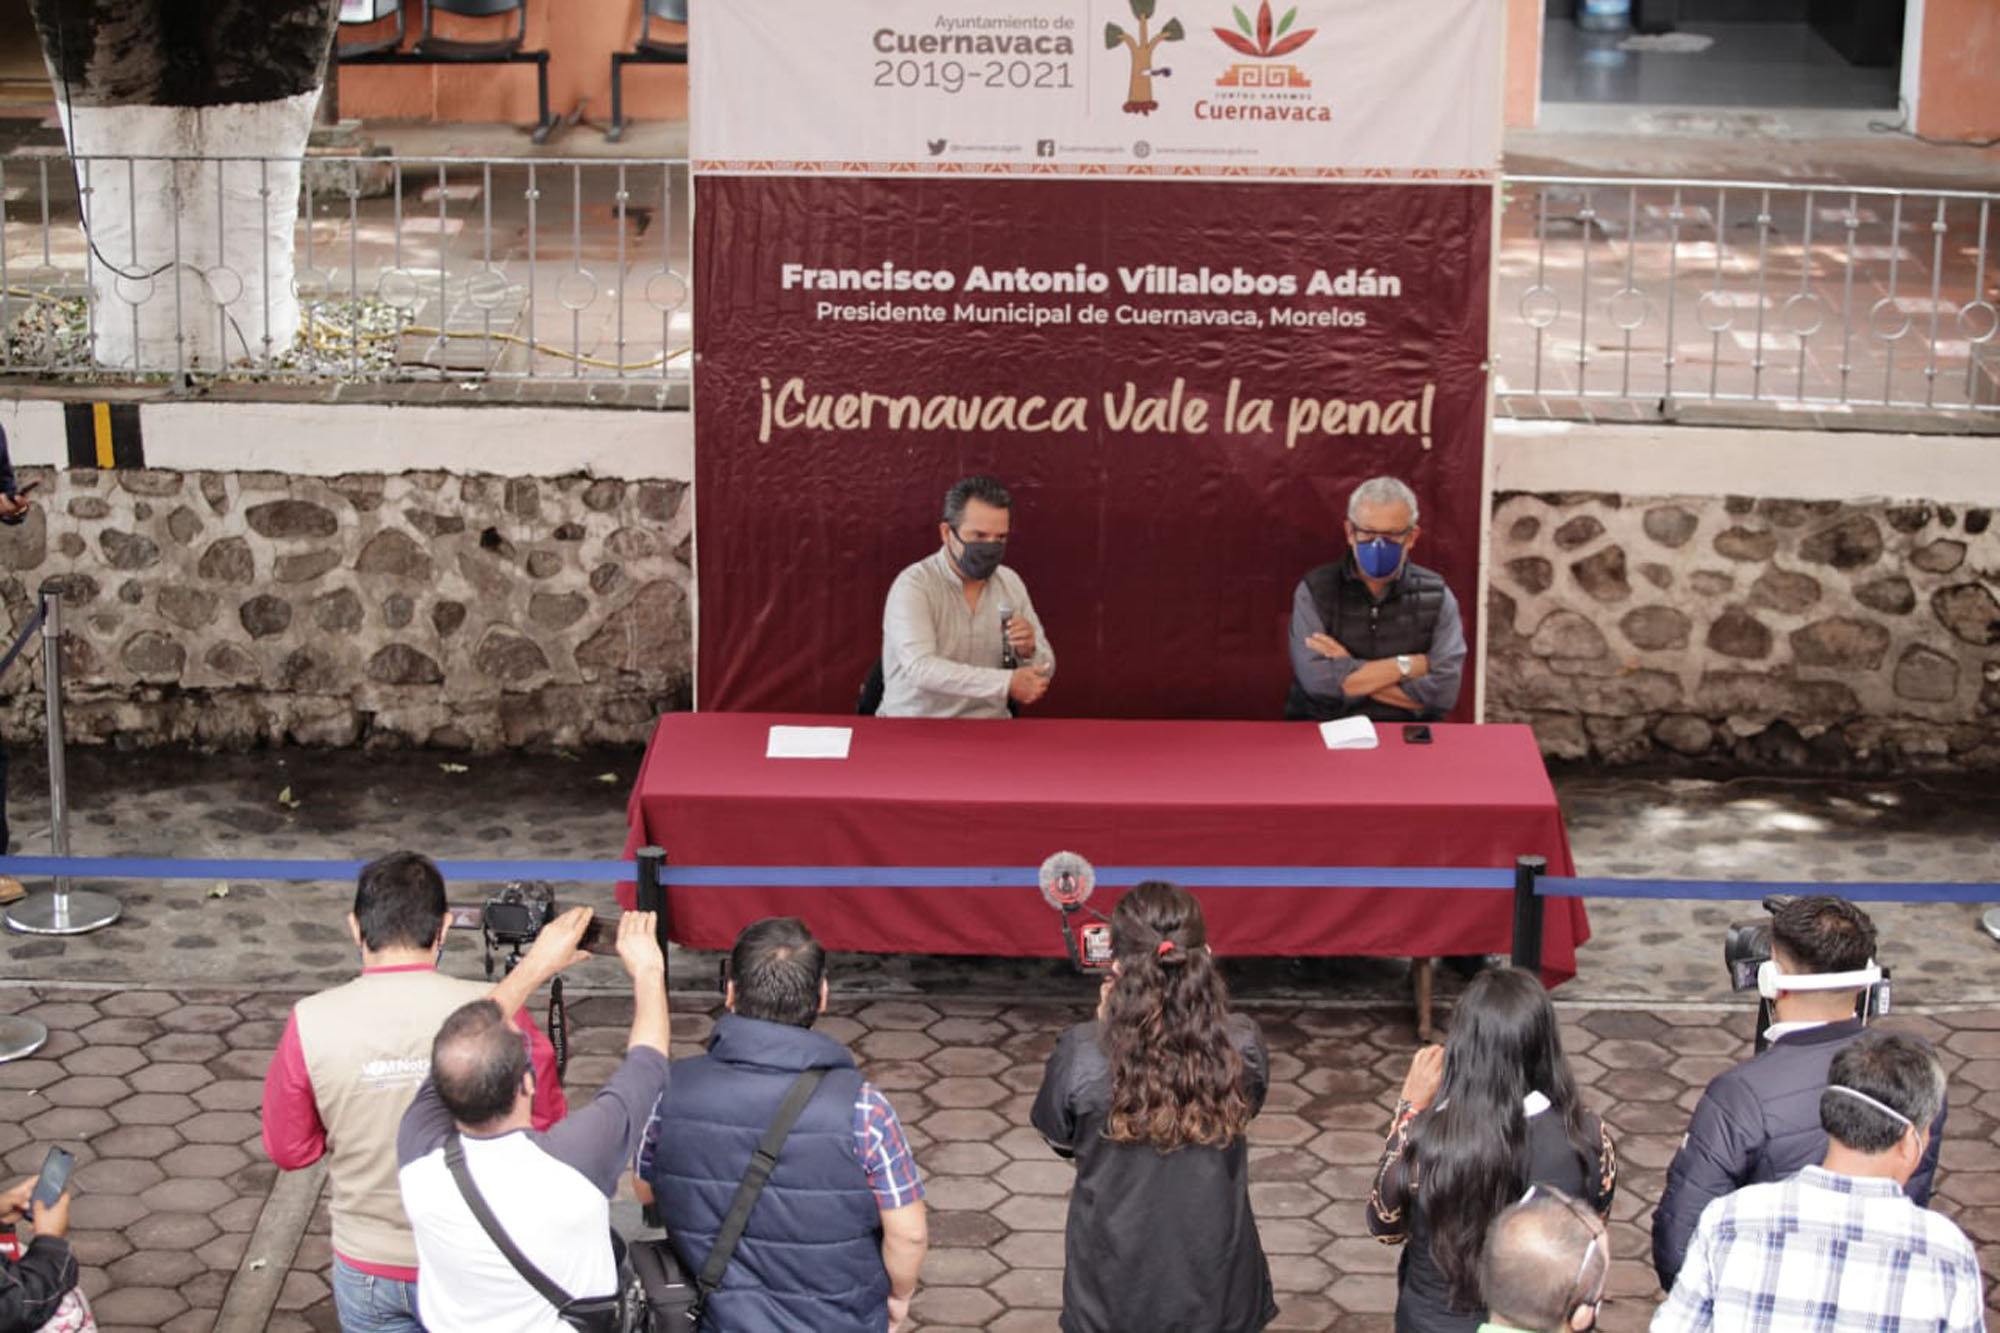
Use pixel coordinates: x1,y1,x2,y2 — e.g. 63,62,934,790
1396,654,1414,679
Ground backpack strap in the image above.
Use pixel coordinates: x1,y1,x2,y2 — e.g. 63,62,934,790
696,1067,831,1293
443,1130,579,1313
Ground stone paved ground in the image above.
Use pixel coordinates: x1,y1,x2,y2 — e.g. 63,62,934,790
0,985,1992,1332
2,749,1997,1008
0,748,1993,1329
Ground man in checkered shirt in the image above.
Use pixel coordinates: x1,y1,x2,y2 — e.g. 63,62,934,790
636,917,928,1332
1654,1030,1985,1333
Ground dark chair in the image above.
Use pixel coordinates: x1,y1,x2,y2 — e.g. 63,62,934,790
336,0,407,59
340,0,556,143
415,0,528,60
606,0,688,143
857,660,885,717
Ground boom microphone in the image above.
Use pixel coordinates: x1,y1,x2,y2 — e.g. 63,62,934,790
1039,851,1095,910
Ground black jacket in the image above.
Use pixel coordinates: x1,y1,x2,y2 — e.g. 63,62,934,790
0,1234,77,1333
1369,1102,1616,1333
1650,1018,1946,1289
1031,1016,1277,1333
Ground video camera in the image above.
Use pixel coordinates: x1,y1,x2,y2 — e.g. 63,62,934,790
1039,852,1113,972
448,881,617,980
1724,894,1890,1053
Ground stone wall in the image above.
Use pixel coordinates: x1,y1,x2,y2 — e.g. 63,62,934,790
0,466,691,750
7,462,1997,767
1487,491,2000,769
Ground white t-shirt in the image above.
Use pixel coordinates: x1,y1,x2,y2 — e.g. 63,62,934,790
397,1047,671,1333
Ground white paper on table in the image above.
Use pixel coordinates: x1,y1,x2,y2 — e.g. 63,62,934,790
1317,717,1379,750
765,725,853,760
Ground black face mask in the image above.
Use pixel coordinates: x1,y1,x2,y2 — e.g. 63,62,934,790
951,531,1005,581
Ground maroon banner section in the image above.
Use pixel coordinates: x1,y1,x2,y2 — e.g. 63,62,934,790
693,174,1489,721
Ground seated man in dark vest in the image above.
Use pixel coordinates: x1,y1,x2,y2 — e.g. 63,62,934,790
637,918,928,1332
1284,475,1466,723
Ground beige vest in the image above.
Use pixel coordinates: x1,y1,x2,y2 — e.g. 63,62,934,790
295,969,493,1269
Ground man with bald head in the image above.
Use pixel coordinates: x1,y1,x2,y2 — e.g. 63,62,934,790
397,910,671,1333
1479,1188,1608,1333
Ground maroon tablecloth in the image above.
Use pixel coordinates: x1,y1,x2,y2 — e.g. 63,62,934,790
622,713,1587,981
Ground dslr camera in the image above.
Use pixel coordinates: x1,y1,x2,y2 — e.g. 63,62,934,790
453,881,615,978
1722,906,1780,993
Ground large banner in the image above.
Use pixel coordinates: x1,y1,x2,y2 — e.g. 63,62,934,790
692,0,1499,720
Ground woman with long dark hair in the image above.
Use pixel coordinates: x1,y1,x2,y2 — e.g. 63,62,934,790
1367,966,1617,1332
1031,881,1277,1333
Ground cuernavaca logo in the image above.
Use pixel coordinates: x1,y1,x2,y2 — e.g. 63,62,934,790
1104,0,1185,116
1214,0,1316,88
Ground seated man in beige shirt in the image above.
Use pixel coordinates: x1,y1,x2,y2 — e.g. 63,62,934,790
879,475,1055,719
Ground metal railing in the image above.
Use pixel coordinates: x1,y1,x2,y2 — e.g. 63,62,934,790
1499,175,2000,415
5,155,1997,414
0,152,691,386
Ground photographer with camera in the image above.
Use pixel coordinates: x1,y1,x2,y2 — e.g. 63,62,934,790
262,852,566,1332
397,907,670,1333
1651,894,1944,1290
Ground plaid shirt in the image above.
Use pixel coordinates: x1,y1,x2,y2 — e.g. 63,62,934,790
1653,1165,1986,1333
636,1081,923,1212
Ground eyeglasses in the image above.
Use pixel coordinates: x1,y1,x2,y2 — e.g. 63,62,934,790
1351,524,1414,543
1520,1185,1607,1312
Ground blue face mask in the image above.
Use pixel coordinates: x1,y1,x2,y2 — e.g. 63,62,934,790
1355,537,1405,580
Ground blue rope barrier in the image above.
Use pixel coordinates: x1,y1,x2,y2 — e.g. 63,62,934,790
0,855,1514,890
0,856,1989,901
1539,876,2000,904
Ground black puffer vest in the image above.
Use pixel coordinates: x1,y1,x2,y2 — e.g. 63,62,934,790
1285,555,1446,722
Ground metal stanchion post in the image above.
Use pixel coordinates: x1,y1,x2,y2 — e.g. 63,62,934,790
636,845,668,992
1509,855,1547,976
8,588,120,936
0,1012,48,1063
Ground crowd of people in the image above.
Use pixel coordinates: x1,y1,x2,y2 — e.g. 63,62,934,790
0,851,1981,1332
117,861,1965,1332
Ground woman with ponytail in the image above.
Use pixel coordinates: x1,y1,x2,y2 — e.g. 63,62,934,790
1367,966,1617,1332
1030,881,1276,1333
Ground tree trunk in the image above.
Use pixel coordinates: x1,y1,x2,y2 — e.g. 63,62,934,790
28,1,340,371
1125,62,1154,111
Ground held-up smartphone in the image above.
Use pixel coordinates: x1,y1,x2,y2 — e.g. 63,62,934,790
28,1147,73,1220
12,482,37,497
1402,724,1433,745
1079,923,1113,969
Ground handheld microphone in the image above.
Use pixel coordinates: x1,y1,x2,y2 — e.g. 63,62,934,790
998,602,1020,669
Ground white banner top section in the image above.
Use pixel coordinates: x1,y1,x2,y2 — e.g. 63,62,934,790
692,0,1502,179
